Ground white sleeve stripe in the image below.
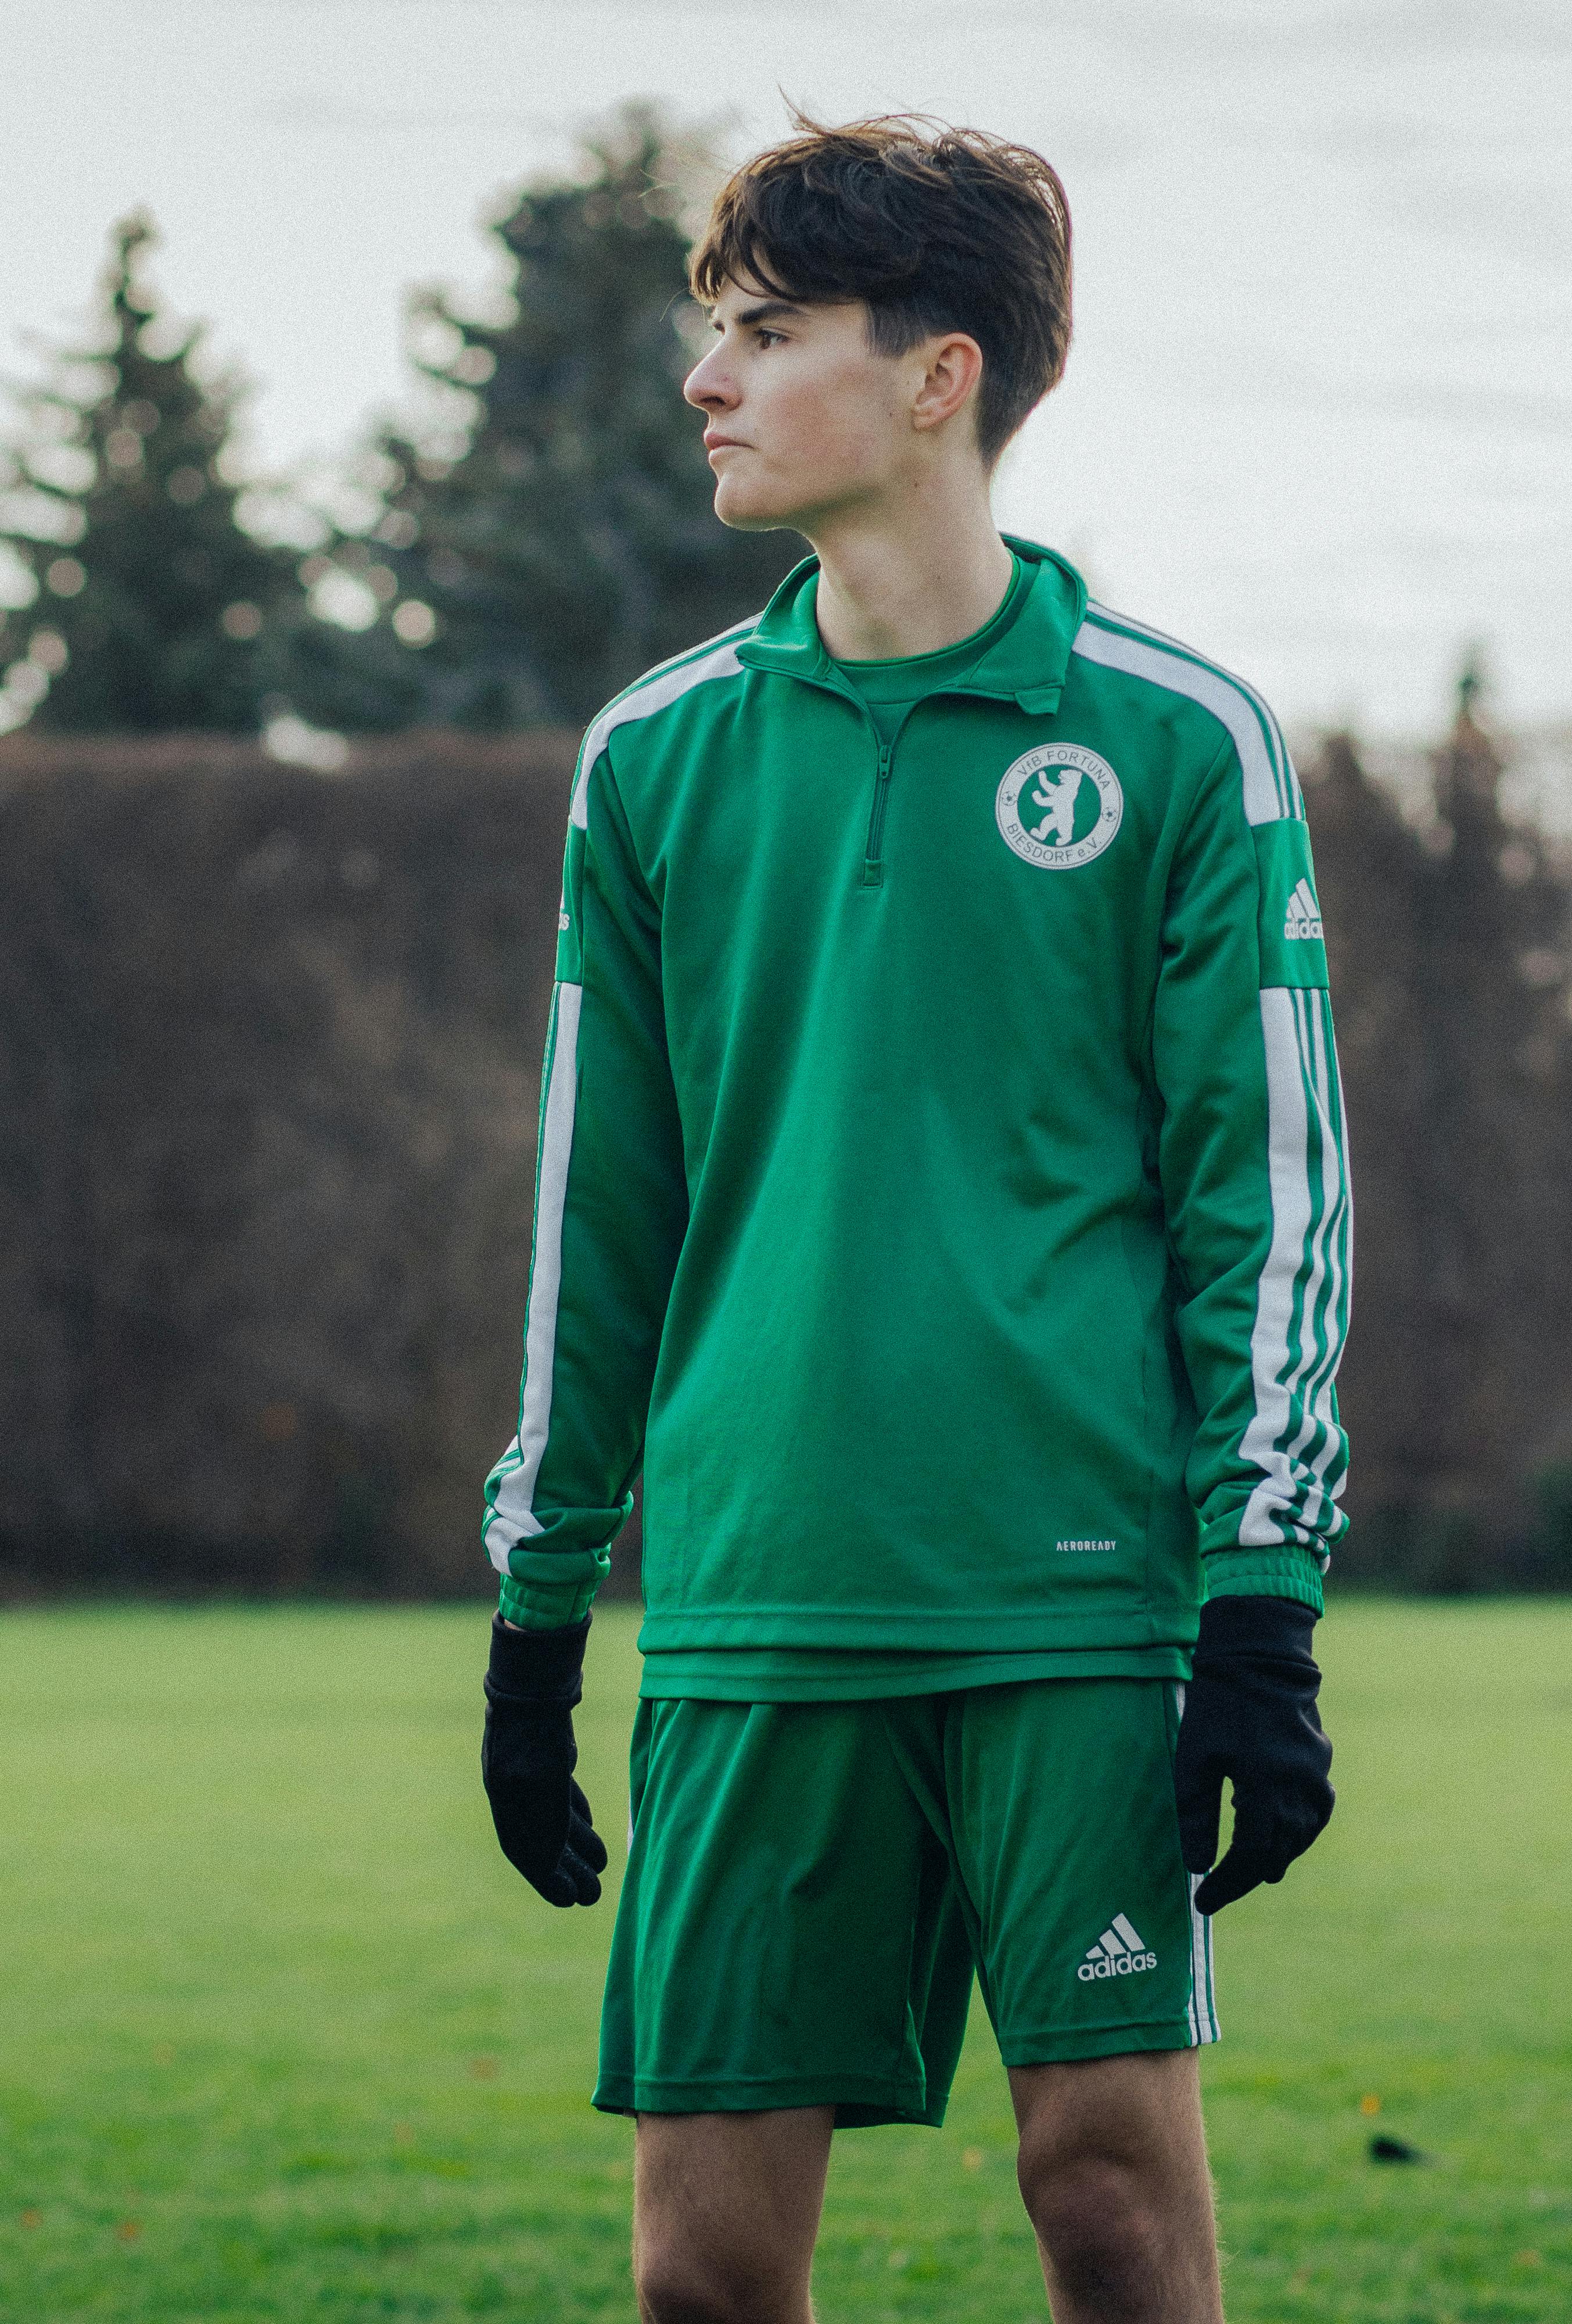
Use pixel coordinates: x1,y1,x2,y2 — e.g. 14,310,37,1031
484,980,583,1566
486,621,756,1566
1072,613,1289,824
569,634,749,831
1239,987,1351,1552
1239,989,1312,1542
1273,1001,1340,1534
1286,990,1352,1527
1304,994,1352,1478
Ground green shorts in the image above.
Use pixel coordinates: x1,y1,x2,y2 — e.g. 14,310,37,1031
594,1678,1218,2128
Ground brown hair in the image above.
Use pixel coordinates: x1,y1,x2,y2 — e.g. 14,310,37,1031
690,113,1072,464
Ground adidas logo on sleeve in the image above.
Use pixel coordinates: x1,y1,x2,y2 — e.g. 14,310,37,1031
1077,1913,1158,1981
1284,877,1323,941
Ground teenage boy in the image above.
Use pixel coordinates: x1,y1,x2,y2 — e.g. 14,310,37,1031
480,116,1348,2324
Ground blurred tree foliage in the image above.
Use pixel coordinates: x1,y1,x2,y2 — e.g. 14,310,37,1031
0,111,798,738
0,214,299,733
295,103,801,732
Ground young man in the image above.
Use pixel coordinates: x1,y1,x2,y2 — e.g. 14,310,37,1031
479,117,1348,2324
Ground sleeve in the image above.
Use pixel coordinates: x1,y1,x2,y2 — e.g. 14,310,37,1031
482,739,690,1628
1151,730,1352,1613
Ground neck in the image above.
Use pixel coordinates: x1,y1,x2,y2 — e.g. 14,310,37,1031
807,468,1014,661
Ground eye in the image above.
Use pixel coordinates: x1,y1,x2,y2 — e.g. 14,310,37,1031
755,327,787,348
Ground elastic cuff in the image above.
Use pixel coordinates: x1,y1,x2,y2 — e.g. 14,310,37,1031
1203,1547,1325,1615
498,1572,600,1629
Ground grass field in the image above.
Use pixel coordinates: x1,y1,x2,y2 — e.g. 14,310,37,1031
1,1600,1568,2321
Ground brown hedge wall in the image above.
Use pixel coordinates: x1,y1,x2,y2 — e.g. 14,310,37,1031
3,716,1570,1597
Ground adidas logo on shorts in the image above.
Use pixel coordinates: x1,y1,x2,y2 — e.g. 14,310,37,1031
1078,1913,1157,1982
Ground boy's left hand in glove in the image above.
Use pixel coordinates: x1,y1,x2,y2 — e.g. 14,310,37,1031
1173,1593,1334,1914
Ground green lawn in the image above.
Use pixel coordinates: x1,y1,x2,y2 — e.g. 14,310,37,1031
0,1600,1567,2321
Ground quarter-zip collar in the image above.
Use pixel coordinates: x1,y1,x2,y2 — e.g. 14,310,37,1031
735,534,1087,718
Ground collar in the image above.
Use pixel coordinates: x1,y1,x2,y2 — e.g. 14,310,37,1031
734,534,1087,716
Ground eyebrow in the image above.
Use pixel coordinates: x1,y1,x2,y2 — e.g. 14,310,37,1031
719,298,806,329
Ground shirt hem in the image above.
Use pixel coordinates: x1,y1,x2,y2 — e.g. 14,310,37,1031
635,1609,1200,1655
638,1645,1191,1701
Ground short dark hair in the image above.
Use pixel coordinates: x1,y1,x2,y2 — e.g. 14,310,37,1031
690,113,1072,464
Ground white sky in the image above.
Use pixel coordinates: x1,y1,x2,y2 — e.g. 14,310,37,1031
2,0,1570,736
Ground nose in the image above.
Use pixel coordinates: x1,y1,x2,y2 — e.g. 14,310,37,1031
683,340,736,413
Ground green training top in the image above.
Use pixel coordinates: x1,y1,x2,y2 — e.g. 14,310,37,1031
482,537,1352,1693
645,557,1180,1699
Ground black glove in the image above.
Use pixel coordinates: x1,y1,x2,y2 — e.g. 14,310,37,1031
1173,1594,1334,1915
481,1612,608,1907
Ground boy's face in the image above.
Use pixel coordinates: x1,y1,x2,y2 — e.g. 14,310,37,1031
684,276,950,533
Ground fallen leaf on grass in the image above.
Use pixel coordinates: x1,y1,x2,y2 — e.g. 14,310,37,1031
1369,2135,1427,2164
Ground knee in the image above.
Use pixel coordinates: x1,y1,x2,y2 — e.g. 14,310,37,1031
634,2253,729,2324
634,2244,789,2324
1018,2146,1165,2306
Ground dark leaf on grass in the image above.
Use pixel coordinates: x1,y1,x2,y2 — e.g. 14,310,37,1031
1370,2134,1427,2164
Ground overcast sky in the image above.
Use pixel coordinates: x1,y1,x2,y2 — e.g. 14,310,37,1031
3,0,1569,736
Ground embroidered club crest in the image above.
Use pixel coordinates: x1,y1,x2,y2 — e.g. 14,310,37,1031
996,744,1123,869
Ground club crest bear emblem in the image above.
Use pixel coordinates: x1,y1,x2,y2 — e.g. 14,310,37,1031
995,744,1124,869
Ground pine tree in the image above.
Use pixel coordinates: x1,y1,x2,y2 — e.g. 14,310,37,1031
306,106,800,731
0,213,299,731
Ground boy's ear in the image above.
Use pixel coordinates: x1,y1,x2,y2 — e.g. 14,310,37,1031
910,332,986,437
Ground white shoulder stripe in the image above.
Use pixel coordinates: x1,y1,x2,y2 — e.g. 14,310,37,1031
569,627,753,831
1071,612,1291,826
1085,598,1300,797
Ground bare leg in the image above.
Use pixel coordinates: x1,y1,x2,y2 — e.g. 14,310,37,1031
632,2106,835,2324
1010,2051,1223,2324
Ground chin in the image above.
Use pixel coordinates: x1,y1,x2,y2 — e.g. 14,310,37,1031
713,496,799,535
712,473,806,534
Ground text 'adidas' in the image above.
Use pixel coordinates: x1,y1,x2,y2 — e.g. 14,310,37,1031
1078,1913,1157,1981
